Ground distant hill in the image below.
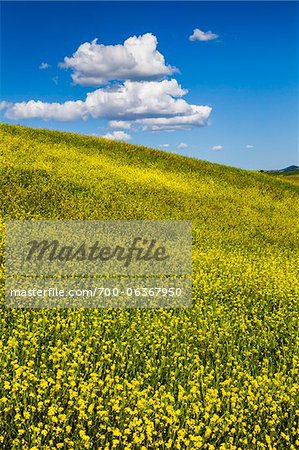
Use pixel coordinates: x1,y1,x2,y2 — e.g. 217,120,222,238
282,165,299,172
261,165,299,174
261,165,299,186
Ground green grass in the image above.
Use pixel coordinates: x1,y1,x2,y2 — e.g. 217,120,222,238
0,123,298,449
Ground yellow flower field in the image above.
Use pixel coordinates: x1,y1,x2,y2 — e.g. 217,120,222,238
0,124,298,449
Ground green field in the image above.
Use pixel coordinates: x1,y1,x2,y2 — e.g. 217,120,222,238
0,123,299,449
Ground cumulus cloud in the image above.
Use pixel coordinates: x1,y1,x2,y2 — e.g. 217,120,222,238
178,142,188,149
211,145,223,151
5,100,86,121
39,62,51,70
135,105,211,131
245,144,254,149
60,33,177,86
4,32,213,134
189,28,218,42
102,130,131,141
5,79,212,131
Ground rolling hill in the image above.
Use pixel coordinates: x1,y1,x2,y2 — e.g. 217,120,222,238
0,123,298,449
264,165,299,186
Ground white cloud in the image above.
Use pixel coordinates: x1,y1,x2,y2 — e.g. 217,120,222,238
60,33,177,86
5,99,86,121
245,144,254,149
158,144,170,148
0,101,12,110
211,145,223,151
39,62,51,70
135,105,211,131
109,120,132,130
102,130,131,141
5,79,212,131
3,32,215,136
178,142,188,149
189,28,218,42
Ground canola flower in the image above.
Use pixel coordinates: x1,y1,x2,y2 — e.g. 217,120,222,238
0,124,298,449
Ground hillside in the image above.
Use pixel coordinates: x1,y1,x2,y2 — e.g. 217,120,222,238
265,166,299,186
0,123,299,449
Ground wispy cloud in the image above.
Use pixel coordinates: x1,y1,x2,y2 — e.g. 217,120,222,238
189,28,219,42
211,145,223,151
0,101,12,110
245,144,254,149
158,144,170,148
109,121,132,130
39,62,51,70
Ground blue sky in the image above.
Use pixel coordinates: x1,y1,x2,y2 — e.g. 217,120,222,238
1,1,298,170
